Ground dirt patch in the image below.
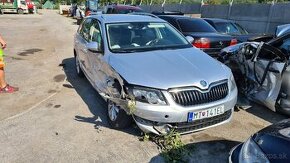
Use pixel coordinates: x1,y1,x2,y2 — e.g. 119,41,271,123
53,74,66,82
48,89,58,93
54,105,61,108
17,49,43,56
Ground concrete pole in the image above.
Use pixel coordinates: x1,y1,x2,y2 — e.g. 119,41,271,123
179,0,182,12
162,0,166,12
227,0,233,19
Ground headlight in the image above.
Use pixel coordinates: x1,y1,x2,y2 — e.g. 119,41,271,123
238,137,270,163
128,86,167,105
230,74,237,91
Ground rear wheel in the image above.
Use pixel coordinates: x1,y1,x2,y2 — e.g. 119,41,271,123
107,100,132,129
17,8,24,14
75,55,84,77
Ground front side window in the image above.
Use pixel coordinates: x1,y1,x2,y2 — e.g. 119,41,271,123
106,22,191,53
89,20,102,43
80,19,93,41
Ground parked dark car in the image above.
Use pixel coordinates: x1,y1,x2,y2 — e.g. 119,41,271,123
204,18,273,42
229,119,290,163
158,15,237,57
103,4,144,14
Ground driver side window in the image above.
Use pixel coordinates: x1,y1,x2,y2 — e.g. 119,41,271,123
89,19,102,43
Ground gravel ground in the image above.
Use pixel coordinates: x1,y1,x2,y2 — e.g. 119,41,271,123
0,10,287,163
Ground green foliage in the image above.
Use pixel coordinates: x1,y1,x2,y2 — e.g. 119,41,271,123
141,130,194,163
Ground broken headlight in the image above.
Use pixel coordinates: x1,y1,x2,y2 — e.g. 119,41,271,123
230,74,237,91
128,87,167,105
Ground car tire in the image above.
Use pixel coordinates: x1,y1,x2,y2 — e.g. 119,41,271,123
17,9,24,14
75,55,84,77
107,100,132,129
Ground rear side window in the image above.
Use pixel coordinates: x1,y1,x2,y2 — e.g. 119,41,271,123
215,22,240,34
178,18,216,33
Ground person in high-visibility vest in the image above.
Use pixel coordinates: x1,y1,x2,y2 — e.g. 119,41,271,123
0,34,19,93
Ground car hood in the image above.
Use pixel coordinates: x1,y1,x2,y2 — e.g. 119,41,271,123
109,47,231,90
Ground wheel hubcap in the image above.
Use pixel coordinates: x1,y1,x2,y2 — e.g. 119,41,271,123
108,102,119,121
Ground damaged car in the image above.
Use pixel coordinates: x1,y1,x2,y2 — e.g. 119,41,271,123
74,14,237,135
229,119,290,163
219,26,290,116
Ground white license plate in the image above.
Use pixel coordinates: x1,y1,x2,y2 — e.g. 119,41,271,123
188,105,224,122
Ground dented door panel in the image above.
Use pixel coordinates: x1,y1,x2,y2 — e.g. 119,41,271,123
220,42,289,114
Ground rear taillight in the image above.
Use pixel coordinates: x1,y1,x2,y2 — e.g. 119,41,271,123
193,38,210,49
85,11,91,16
230,39,238,46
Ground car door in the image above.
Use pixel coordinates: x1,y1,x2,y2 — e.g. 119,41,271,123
76,18,93,76
86,19,104,91
247,42,288,111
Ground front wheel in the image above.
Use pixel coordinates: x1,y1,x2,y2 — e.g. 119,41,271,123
75,55,84,77
17,9,24,14
107,100,132,129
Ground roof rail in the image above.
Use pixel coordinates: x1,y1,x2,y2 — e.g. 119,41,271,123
128,12,159,18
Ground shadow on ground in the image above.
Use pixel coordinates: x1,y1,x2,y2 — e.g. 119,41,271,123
150,140,241,163
236,95,287,124
61,57,141,136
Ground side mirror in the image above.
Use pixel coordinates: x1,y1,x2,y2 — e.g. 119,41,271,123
87,42,102,53
185,36,194,44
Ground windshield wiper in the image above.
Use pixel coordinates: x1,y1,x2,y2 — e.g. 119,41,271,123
112,50,137,53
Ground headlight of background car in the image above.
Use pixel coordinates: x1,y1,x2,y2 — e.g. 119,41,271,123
128,87,167,105
238,137,270,163
230,74,237,91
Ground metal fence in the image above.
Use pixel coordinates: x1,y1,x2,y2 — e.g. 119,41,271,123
140,2,290,33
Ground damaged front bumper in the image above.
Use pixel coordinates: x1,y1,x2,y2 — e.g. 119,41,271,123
131,85,238,135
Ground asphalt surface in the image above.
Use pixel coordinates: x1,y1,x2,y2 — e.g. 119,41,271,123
0,10,288,163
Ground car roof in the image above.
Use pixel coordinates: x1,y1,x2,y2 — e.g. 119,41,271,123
88,14,165,23
203,18,234,23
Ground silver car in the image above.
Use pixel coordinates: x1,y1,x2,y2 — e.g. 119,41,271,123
73,14,238,135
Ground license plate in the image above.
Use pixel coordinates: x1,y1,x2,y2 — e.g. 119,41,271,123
188,105,224,122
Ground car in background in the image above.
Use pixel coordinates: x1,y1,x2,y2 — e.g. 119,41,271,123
103,4,144,14
85,0,98,16
229,119,290,163
158,15,238,57
204,18,273,42
74,14,237,135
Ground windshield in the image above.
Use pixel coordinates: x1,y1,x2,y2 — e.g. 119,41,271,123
106,22,191,53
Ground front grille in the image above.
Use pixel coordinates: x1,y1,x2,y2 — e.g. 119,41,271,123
170,82,228,106
172,109,232,133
